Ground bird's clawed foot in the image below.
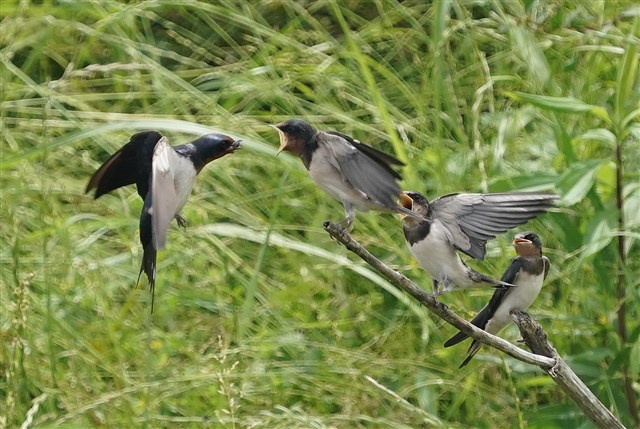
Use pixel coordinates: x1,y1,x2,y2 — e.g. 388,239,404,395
431,280,442,298
334,217,353,234
323,220,337,241
175,214,188,230
323,218,353,241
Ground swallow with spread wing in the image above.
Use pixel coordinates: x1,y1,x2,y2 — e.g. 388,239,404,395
86,131,240,310
400,191,556,295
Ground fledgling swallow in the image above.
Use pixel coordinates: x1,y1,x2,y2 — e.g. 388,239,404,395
86,130,240,310
399,191,557,295
272,119,422,232
444,231,550,368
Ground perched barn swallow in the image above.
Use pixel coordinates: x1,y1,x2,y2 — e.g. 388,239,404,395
273,119,422,231
444,231,550,368
399,191,556,295
86,131,240,310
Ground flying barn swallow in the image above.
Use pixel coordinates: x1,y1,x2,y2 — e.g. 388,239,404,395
86,131,240,310
444,231,550,368
399,191,556,295
272,119,422,232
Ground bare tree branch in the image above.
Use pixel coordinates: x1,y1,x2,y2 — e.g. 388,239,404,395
323,221,627,429
511,311,626,429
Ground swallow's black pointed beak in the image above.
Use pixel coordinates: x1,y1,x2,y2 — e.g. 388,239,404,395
229,139,241,152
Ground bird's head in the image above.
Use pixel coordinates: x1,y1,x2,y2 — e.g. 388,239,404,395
192,133,241,171
272,119,317,156
513,231,543,256
399,191,430,220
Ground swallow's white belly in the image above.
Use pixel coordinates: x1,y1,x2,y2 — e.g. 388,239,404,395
485,271,545,334
409,221,471,288
172,156,197,214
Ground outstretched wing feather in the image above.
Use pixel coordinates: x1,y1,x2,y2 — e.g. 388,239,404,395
430,193,558,259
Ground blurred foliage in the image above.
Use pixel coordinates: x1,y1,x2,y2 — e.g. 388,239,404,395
1,1,638,428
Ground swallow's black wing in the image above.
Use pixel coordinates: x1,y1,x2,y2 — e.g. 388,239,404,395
429,193,558,260
444,258,523,348
455,257,528,368
86,131,163,199
85,144,139,199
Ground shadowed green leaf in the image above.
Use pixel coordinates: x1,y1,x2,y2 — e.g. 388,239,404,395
555,159,605,205
505,92,611,123
575,129,617,147
581,210,616,259
615,17,639,122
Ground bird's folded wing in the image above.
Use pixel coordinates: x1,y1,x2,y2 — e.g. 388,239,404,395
151,137,179,249
324,131,404,174
321,133,402,208
543,256,551,280
431,193,558,260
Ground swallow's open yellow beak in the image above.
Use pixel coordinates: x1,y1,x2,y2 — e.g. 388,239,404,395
270,124,287,156
398,192,414,219
513,238,532,246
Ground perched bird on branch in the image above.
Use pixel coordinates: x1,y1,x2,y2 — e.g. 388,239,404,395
86,131,240,310
273,119,422,232
399,191,556,295
444,231,550,367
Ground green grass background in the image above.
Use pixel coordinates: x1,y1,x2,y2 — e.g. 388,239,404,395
1,1,639,428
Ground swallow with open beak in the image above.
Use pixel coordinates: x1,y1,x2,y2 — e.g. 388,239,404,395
272,119,422,231
399,191,556,295
86,131,240,310
444,231,550,368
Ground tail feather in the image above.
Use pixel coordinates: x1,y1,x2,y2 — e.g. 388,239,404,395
444,331,468,348
470,268,515,288
139,243,157,313
459,341,482,368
